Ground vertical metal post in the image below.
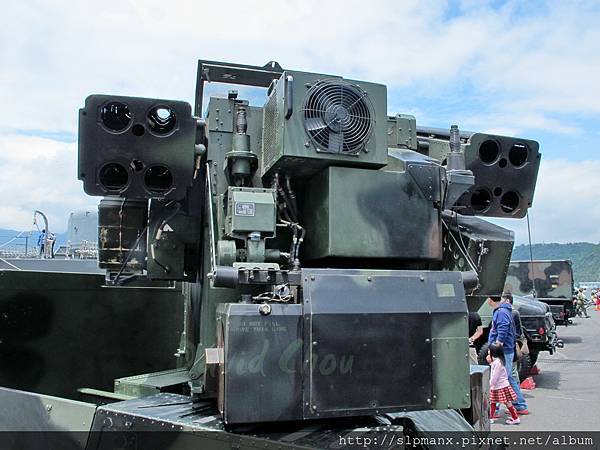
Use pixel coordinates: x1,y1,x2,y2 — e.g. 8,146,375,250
526,211,536,297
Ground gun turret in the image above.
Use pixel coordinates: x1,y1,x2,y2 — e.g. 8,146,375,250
76,59,541,425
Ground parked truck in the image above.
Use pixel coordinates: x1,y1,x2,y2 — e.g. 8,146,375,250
505,260,575,325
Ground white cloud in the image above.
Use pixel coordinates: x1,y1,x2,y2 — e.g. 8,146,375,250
0,135,96,232
1,0,599,241
1,0,599,135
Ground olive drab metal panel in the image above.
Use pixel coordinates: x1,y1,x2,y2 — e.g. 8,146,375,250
0,271,184,399
260,70,388,178
505,260,574,299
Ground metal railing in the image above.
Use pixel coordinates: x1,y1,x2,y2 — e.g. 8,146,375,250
0,235,38,258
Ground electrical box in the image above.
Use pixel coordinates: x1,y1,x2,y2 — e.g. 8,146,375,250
224,187,277,239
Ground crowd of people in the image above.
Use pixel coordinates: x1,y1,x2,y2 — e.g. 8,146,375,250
471,286,598,426
587,288,600,311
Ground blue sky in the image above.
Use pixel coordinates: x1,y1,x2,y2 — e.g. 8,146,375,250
1,0,599,245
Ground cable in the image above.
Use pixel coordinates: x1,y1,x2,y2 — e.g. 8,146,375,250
453,213,479,272
442,212,478,274
112,224,148,285
0,230,26,248
149,201,181,274
155,201,180,241
526,211,536,296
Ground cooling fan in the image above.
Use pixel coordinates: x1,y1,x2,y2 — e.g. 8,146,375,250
302,79,375,155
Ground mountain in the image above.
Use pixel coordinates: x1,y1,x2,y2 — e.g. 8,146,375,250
512,242,600,284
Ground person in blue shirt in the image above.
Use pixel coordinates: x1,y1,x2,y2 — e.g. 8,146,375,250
487,295,530,415
37,229,46,257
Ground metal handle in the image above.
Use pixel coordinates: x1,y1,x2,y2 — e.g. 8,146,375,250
284,75,293,119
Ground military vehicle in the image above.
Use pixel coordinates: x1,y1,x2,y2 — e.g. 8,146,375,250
0,59,542,447
505,260,575,325
476,295,562,380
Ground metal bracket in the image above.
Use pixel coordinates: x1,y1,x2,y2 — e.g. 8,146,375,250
195,60,284,116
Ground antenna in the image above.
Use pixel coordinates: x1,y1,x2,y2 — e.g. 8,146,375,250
526,210,536,297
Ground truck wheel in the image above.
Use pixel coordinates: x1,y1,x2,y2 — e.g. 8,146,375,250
517,353,532,381
477,342,490,365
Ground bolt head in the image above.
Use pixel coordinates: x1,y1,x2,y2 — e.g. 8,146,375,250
259,303,272,316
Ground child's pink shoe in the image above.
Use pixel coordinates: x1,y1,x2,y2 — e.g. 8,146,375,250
505,417,521,425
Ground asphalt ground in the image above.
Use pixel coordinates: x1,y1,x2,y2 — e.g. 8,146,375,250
491,306,600,431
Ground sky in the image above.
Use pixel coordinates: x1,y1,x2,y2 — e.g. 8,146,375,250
1,0,599,245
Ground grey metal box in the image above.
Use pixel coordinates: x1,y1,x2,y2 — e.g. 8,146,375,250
217,303,303,424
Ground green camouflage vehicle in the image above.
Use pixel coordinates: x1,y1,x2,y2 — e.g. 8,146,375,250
504,260,575,325
475,294,562,380
0,59,543,447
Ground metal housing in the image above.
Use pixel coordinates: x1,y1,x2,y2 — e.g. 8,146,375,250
260,71,388,178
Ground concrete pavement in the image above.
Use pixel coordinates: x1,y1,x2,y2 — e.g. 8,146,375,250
492,308,600,430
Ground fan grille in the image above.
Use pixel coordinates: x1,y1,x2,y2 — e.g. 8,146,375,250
303,79,374,155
